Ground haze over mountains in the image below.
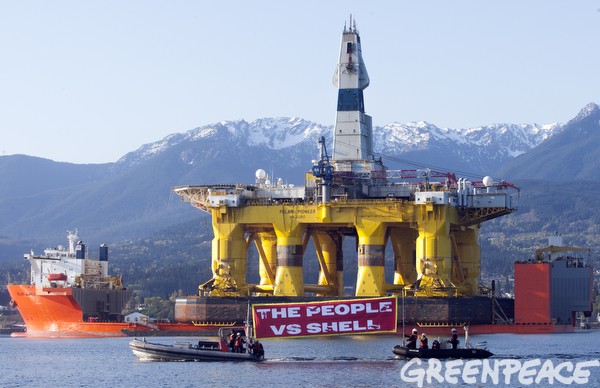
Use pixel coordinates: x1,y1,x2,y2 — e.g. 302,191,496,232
0,102,599,260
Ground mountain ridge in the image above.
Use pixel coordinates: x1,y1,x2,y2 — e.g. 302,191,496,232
0,102,598,257
116,114,563,178
496,103,600,180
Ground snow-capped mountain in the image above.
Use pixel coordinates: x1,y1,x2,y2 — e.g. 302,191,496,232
117,116,561,178
1,102,598,253
116,118,330,171
497,102,600,180
375,121,560,174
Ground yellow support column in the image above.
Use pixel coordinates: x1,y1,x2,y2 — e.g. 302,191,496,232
335,233,344,296
313,231,342,296
415,206,453,295
355,220,387,296
273,223,306,296
210,220,247,294
390,227,417,286
452,226,480,296
256,230,277,288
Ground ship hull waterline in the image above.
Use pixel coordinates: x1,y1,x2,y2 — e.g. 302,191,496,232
7,285,225,338
8,283,578,337
176,295,578,336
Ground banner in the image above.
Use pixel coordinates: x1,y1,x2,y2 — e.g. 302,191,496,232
252,296,397,339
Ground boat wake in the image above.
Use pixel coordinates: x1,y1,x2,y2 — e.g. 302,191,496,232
263,356,395,364
500,352,600,361
331,356,360,361
274,356,317,362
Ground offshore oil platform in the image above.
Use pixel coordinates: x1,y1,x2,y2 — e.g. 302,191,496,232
172,17,522,327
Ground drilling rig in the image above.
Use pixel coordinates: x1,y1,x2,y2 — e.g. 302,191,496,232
173,17,519,325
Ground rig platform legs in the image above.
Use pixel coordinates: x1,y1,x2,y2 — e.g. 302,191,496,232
273,224,306,296
210,221,247,295
355,220,387,296
390,227,417,288
452,226,481,296
254,231,277,293
415,207,454,296
313,231,343,296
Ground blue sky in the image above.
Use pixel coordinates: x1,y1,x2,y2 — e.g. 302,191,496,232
1,1,599,163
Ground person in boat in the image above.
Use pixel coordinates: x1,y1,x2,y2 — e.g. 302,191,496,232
448,328,459,350
234,333,244,353
420,333,429,349
406,328,418,349
251,340,264,357
432,339,441,350
229,331,236,352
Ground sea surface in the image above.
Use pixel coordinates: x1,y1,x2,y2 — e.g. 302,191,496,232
1,330,599,387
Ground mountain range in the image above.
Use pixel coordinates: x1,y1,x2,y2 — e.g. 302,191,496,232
497,102,600,180
1,102,599,262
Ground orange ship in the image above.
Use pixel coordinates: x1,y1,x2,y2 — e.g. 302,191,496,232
9,231,593,337
8,284,134,337
7,231,226,338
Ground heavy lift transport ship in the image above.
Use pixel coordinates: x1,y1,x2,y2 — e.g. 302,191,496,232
7,231,233,337
8,17,592,338
170,17,543,333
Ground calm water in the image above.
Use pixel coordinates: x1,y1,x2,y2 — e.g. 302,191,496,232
1,331,599,387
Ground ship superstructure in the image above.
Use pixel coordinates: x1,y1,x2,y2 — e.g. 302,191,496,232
173,17,519,304
26,230,121,291
515,235,594,326
8,231,133,337
8,231,237,337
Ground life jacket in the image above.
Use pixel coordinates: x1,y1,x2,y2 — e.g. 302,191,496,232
219,338,228,351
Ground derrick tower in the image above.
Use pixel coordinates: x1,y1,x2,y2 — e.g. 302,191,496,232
332,15,372,162
174,17,517,298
